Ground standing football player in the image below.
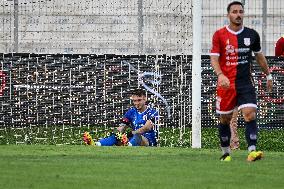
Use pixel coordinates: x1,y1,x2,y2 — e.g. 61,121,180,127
210,1,273,161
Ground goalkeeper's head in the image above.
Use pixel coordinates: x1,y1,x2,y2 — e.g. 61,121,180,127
131,88,147,112
131,88,146,97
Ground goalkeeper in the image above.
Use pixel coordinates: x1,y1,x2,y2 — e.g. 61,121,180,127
83,88,159,146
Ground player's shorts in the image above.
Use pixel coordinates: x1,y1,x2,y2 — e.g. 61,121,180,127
216,85,257,114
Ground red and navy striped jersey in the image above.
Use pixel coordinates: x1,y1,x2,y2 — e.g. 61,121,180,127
210,26,261,88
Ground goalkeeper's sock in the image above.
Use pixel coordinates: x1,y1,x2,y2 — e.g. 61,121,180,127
98,134,117,146
245,120,258,150
128,134,142,146
218,123,231,148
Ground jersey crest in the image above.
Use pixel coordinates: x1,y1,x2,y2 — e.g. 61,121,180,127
244,38,251,46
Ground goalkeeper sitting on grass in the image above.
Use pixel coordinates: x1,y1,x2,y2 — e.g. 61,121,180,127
83,88,159,146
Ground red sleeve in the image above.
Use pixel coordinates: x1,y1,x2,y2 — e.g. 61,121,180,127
275,37,284,56
210,31,220,55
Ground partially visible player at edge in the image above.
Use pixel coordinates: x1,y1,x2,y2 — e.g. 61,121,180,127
210,1,273,161
275,35,284,56
83,88,159,146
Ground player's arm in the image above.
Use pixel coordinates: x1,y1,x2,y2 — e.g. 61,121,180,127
132,120,153,135
132,110,158,135
210,55,230,89
211,56,223,76
210,31,230,89
254,52,273,92
116,118,130,133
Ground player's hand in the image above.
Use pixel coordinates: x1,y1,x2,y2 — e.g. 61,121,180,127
116,126,125,133
266,79,273,93
218,74,230,89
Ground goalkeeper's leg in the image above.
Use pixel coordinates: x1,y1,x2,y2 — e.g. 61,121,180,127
128,134,149,146
92,126,124,146
96,135,117,146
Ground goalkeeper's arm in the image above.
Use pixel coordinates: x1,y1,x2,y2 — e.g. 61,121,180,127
116,118,131,133
132,120,153,135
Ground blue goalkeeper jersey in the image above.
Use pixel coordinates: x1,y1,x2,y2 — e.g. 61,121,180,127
123,105,159,146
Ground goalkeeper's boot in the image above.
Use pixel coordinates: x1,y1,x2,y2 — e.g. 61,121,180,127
83,132,95,146
121,133,129,146
220,153,232,162
247,151,263,162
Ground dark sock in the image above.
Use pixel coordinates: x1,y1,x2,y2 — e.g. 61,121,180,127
245,120,258,148
218,123,231,147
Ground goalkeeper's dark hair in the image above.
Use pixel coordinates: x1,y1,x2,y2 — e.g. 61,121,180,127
131,88,146,97
227,1,244,13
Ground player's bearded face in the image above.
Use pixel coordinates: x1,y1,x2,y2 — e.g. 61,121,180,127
228,5,244,26
131,95,146,111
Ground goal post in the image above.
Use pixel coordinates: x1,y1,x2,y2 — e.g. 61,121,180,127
192,0,202,148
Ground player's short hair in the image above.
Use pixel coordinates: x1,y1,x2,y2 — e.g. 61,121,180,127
131,88,146,97
227,1,244,13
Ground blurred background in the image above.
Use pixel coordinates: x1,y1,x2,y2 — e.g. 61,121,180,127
1,0,283,55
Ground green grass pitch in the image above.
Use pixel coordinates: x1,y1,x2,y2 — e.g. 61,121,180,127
0,145,284,189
